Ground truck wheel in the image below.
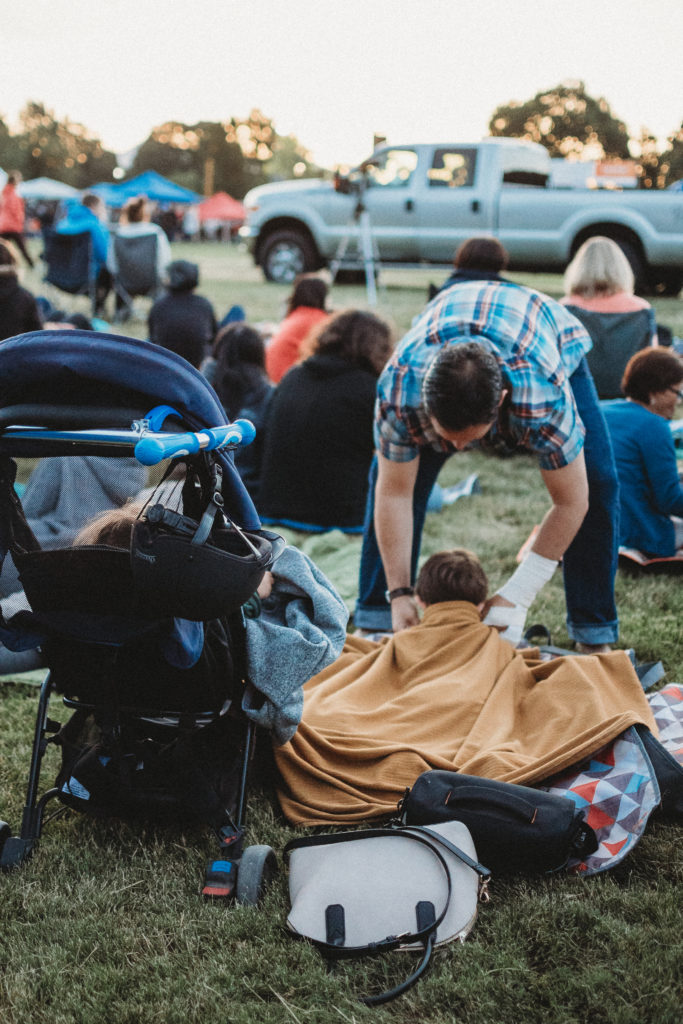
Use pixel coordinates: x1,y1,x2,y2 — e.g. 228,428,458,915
649,271,683,297
613,240,647,294
260,231,316,284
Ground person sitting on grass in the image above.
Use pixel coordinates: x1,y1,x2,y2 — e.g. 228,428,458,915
414,547,488,615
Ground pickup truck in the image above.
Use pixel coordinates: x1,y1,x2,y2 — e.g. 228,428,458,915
241,138,683,295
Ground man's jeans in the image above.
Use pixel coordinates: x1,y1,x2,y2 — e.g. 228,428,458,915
354,358,619,644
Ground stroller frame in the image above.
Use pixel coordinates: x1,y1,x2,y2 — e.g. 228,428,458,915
0,330,280,903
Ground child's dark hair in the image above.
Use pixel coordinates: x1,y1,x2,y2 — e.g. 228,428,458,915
415,548,488,606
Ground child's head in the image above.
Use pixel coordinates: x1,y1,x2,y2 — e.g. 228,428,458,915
415,548,488,609
74,502,144,548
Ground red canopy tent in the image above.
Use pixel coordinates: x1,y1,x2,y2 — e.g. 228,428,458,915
198,192,246,225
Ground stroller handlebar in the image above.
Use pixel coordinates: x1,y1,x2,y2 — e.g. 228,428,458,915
134,419,256,466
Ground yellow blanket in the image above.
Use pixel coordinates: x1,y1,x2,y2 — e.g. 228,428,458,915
274,602,658,825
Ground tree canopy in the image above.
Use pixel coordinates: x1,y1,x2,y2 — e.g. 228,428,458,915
131,110,322,198
0,102,116,187
488,81,631,160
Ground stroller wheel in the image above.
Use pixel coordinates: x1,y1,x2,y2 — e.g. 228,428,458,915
0,821,10,852
235,844,278,906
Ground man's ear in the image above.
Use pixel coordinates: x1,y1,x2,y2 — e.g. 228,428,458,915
497,389,508,408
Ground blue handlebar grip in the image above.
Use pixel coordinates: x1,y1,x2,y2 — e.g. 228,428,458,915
231,419,257,447
135,431,201,465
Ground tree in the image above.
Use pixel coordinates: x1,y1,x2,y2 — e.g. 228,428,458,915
659,122,683,188
488,81,631,160
131,110,321,198
6,102,116,187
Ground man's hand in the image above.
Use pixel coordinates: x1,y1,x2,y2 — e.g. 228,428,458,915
482,593,526,644
391,593,420,632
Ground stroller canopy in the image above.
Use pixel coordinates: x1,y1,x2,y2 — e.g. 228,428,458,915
0,330,259,529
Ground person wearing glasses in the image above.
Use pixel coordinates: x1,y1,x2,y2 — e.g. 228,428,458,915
602,348,683,557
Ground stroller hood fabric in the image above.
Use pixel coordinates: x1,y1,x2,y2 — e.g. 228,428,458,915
0,330,259,530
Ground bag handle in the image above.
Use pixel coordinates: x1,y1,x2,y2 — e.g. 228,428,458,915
285,825,491,1007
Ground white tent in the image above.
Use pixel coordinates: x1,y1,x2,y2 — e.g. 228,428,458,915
0,168,7,189
17,177,80,201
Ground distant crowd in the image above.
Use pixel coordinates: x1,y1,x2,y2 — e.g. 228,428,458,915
1,160,682,654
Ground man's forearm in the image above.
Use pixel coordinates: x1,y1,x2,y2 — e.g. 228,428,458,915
373,454,420,589
374,491,414,589
535,455,590,561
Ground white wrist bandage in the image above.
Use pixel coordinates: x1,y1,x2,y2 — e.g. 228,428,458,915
496,551,558,610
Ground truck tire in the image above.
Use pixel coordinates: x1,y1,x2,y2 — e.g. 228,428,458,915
613,240,647,294
649,270,683,298
260,230,317,284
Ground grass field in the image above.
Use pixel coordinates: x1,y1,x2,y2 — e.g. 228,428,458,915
1,241,682,1024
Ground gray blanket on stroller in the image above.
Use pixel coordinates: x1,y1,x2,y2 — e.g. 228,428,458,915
242,546,348,744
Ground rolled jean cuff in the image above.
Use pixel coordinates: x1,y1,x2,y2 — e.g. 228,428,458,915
353,602,393,632
566,620,619,646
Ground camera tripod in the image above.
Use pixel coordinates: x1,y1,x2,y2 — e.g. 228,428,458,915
329,182,380,306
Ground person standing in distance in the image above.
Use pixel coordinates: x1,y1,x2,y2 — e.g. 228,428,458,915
354,276,619,653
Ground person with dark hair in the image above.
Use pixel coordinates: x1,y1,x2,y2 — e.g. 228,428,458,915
415,548,488,609
0,172,34,268
355,278,620,656
265,274,330,383
259,309,394,531
207,323,274,503
602,348,683,557
0,240,42,341
430,236,509,299
148,260,217,368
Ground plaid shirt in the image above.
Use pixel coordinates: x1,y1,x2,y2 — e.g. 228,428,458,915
375,280,593,471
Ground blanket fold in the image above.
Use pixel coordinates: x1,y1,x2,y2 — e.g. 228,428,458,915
274,602,658,825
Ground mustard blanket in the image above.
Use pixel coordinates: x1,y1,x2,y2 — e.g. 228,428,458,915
274,602,658,825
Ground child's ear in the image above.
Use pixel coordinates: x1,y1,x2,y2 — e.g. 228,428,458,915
476,601,485,613
415,595,426,611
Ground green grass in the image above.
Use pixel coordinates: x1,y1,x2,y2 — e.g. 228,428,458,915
1,241,682,1023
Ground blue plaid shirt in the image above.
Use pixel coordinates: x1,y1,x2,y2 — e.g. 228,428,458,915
375,280,593,471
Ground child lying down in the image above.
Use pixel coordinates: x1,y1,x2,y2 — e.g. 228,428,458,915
274,548,658,826
0,503,348,741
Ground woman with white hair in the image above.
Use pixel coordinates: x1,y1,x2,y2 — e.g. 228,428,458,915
561,236,657,399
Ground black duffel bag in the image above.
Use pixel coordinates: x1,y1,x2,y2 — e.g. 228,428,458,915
399,770,597,874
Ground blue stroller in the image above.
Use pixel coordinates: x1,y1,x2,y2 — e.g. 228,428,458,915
0,330,284,903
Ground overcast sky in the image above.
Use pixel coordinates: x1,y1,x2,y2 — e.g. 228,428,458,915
2,0,681,168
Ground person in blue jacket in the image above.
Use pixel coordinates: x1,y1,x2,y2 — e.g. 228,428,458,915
55,193,111,313
602,348,683,557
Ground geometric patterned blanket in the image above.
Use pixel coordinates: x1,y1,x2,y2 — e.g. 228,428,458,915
537,683,683,875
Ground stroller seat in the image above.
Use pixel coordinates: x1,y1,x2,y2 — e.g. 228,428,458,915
0,329,283,903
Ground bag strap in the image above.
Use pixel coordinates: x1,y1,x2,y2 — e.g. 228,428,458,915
285,824,490,1007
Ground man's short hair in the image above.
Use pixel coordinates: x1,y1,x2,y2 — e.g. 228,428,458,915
415,548,488,606
422,342,503,430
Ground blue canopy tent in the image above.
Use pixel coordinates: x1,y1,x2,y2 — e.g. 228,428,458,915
92,172,201,208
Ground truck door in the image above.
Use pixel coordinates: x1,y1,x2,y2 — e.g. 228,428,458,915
416,147,494,262
358,148,421,261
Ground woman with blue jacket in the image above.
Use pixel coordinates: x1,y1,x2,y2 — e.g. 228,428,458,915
603,348,683,557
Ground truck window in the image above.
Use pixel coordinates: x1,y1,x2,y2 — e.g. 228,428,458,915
363,149,418,188
428,148,477,188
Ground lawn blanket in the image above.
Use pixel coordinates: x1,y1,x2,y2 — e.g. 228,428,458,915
274,601,657,825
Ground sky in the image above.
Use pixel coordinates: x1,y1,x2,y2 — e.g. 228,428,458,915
2,0,682,170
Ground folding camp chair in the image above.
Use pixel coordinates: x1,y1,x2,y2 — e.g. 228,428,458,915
565,306,656,400
111,233,162,323
42,228,97,318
